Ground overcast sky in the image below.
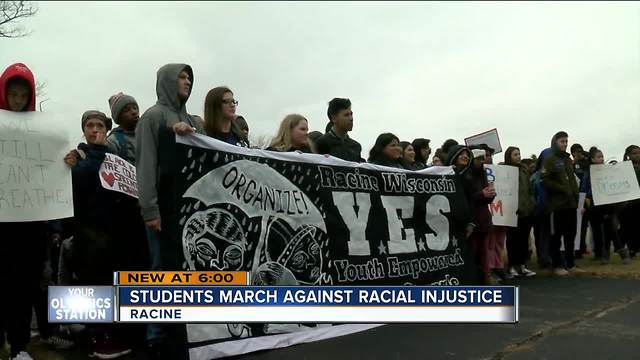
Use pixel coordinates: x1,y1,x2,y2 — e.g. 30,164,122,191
1,1,638,160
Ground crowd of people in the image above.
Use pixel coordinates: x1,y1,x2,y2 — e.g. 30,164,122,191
0,61,639,360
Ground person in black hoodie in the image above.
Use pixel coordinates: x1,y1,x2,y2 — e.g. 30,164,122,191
542,131,581,276
267,114,313,153
63,111,134,359
315,98,363,162
368,133,403,168
504,147,537,277
447,146,496,284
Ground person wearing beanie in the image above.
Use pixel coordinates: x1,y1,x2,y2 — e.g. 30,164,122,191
542,131,581,276
504,146,537,278
63,110,137,359
106,92,139,165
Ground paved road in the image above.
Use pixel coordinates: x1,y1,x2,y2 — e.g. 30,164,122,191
7,277,640,360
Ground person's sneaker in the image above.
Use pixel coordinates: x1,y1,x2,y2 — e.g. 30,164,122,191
41,335,75,350
568,266,586,273
484,273,501,285
506,267,519,279
90,334,132,359
618,248,631,264
519,266,536,277
11,351,34,360
553,268,569,276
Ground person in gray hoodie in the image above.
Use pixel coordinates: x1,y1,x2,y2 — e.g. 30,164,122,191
135,63,202,360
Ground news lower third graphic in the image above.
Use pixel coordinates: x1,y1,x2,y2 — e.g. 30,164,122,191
48,272,519,324
48,286,114,323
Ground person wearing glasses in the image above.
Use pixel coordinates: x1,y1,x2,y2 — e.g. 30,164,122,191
201,86,248,147
315,97,364,162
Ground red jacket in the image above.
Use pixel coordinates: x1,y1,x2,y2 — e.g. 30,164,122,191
0,62,36,111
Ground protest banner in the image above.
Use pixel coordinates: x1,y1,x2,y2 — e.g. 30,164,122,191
0,110,73,222
99,153,138,198
484,164,518,227
590,161,640,206
465,128,503,154
174,134,476,359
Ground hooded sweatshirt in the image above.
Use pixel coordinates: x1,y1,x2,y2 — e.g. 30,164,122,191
0,63,36,111
446,145,475,229
541,132,579,212
504,146,536,217
135,64,203,222
0,63,49,286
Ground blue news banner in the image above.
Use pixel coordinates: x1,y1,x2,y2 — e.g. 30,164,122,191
49,286,518,324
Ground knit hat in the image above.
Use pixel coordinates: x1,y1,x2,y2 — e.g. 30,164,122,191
108,92,138,125
81,110,112,131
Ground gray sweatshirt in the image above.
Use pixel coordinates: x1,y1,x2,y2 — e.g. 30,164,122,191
135,63,203,221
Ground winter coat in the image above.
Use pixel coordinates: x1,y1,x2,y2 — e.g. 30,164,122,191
541,133,579,212
315,128,364,163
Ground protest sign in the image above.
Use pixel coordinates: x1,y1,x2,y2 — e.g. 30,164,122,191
0,110,73,222
465,128,502,154
99,153,138,198
485,164,518,227
591,161,640,206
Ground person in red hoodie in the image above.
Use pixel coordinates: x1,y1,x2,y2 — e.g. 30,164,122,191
0,63,73,360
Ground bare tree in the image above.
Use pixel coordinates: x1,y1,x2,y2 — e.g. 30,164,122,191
35,79,46,97
250,134,272,149
0,1,38,38
36,80,49,111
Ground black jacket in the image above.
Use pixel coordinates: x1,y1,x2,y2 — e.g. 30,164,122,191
315,129,364,163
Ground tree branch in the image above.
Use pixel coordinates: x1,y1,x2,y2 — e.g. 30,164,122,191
0,1,38,38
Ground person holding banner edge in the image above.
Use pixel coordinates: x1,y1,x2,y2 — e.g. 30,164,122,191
135,63,203,360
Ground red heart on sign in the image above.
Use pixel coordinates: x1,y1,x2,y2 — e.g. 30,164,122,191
101,172,116,187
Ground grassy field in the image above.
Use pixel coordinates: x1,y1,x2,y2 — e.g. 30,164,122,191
532,253,640,279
